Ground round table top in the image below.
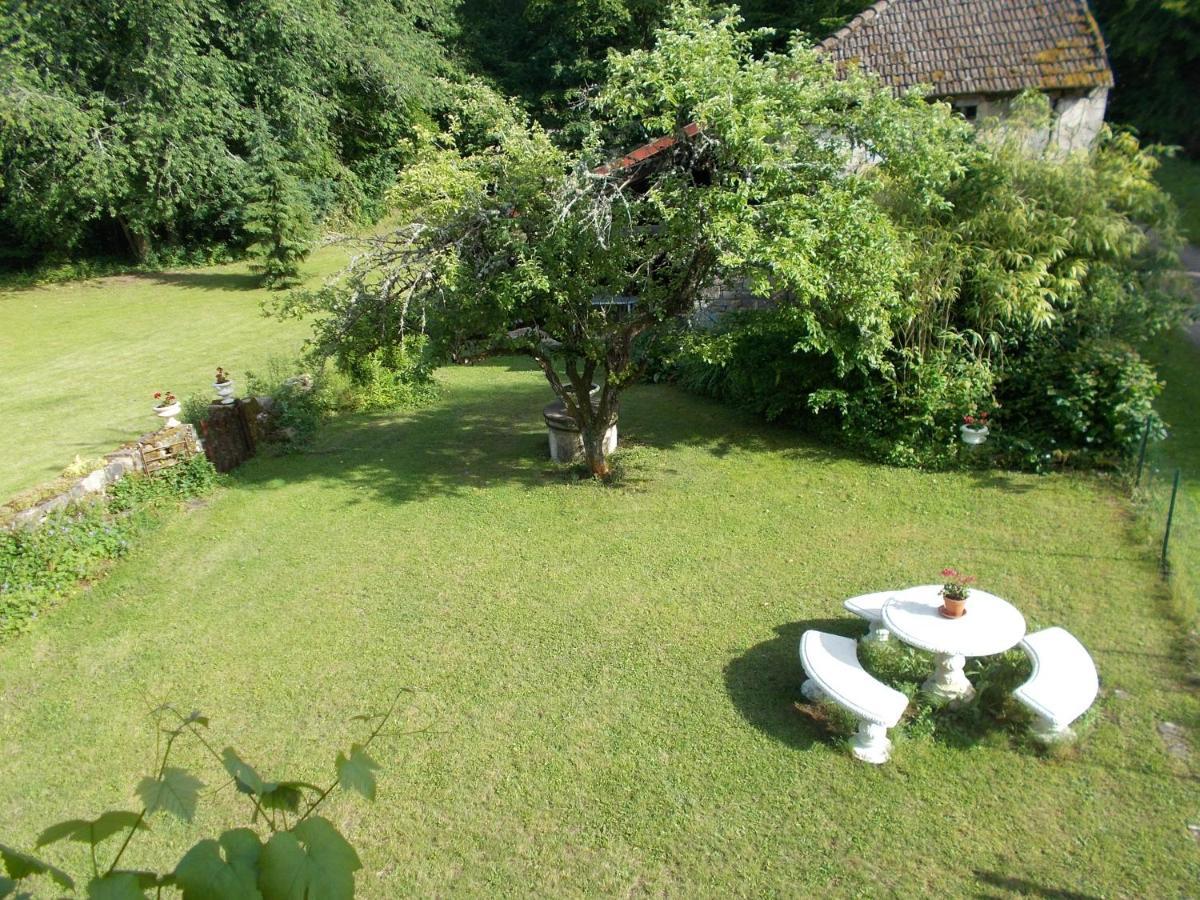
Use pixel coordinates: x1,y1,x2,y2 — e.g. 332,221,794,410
880,584,1026,657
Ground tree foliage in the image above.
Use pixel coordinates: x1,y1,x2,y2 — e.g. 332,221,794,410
1092,0,1200,156
285,6,1010,475
676,89,1191,468
386,4,1186,473
0,0,458,266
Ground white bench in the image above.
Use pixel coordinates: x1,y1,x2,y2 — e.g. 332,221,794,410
843,590,896,642
799,630,910,764
1013,627,1099,743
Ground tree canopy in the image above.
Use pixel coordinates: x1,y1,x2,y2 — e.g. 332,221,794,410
0,0,458,267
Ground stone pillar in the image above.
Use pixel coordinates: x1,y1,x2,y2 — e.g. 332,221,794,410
200,399,256,473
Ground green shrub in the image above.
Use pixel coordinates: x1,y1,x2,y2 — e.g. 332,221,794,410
0,503,130,637
0,455,218,639
242,358,340,449
334,337,439,412
996,338,1163,468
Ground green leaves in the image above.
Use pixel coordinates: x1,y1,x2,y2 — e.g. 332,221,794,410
0,843,73,890
85,872,147,899
258,818,361,900
136,767,203,822
335,744,381,801
222,748,267,797
36,811,146,849
174,829,263,900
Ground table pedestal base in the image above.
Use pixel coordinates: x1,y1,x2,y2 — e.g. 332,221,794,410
922,653,975,702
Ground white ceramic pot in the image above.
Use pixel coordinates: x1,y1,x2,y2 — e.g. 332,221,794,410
960,424,989,445
155,401,182,429
214,380,235,405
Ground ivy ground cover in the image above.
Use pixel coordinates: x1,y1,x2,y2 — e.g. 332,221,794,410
0,359,1196,895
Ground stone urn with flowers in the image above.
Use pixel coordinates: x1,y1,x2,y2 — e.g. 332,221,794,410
213,367,235,405
960,411,990,445
153,391,181,428
939,567,976,618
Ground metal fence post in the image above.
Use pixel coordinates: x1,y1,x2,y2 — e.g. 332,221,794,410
1161,468,1181,572
1135,415,1151,488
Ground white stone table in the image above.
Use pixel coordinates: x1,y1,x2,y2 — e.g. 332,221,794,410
881,585,1026,702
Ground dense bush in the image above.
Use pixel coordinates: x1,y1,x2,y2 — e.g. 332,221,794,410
333,337,439,412
668,83,1189,470
241,347,438,450
0,455,218,638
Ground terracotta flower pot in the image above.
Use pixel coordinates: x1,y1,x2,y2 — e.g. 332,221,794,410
941,594,967,618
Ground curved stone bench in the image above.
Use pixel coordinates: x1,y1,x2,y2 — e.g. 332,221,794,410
1013,627,1098,743
799,630,909,764
843,590,897,642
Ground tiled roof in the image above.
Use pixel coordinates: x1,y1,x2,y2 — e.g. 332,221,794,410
595,122,702,175
818,0,1113,97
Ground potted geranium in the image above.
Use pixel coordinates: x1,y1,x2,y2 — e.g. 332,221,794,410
214,367,235,405
153,391,181,428
960,411,990,445
940,567,976,618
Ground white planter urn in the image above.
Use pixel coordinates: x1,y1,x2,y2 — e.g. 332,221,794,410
214,380,236,405
960,424,989,445
155,401,182,429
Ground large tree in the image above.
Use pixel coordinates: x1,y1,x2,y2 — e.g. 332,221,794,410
285,5,970,476
0,0,458,265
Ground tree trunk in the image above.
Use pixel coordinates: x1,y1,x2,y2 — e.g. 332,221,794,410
117,217,150,261
581,422,610,478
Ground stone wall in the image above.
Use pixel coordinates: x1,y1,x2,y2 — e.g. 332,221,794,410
690,279,774,329
3,425,200,530
951,87,1109,154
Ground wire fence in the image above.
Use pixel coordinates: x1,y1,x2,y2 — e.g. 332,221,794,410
1132,419,1198,630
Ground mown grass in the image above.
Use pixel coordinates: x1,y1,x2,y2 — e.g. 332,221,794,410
0,247,350,501
1157,154,1200,243
0,359,1196,896
1143,330,1200,636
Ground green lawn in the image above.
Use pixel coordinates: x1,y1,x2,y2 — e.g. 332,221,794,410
1157,155,1200,243
1,359,1196,896
1144,331,1200,632
0,247,352,501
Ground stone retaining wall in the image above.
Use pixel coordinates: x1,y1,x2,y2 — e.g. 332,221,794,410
3,425,201,530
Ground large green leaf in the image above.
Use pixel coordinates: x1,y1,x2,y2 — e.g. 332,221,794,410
0,844,73,889
335,744,380,801
259,782,309,814
136,767,204,822
174,829,263,900
36,812,146,848
221,749,266,796
258,818,361,900
85,872,147,899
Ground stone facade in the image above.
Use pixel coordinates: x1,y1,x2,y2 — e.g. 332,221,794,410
690,279,774,329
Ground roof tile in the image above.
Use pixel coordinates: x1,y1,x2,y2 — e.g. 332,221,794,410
818,0,1113,96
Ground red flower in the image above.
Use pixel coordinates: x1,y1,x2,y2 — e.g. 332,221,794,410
941,567,958,578
154,392,162,399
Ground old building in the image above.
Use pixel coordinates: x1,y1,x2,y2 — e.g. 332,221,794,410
818,0,1114,151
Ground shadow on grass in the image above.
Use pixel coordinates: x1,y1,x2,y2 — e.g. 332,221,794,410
132,270,262,292
228,359,858,509
725,617,1038,755
722,618,860,751
973,870,1102,900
